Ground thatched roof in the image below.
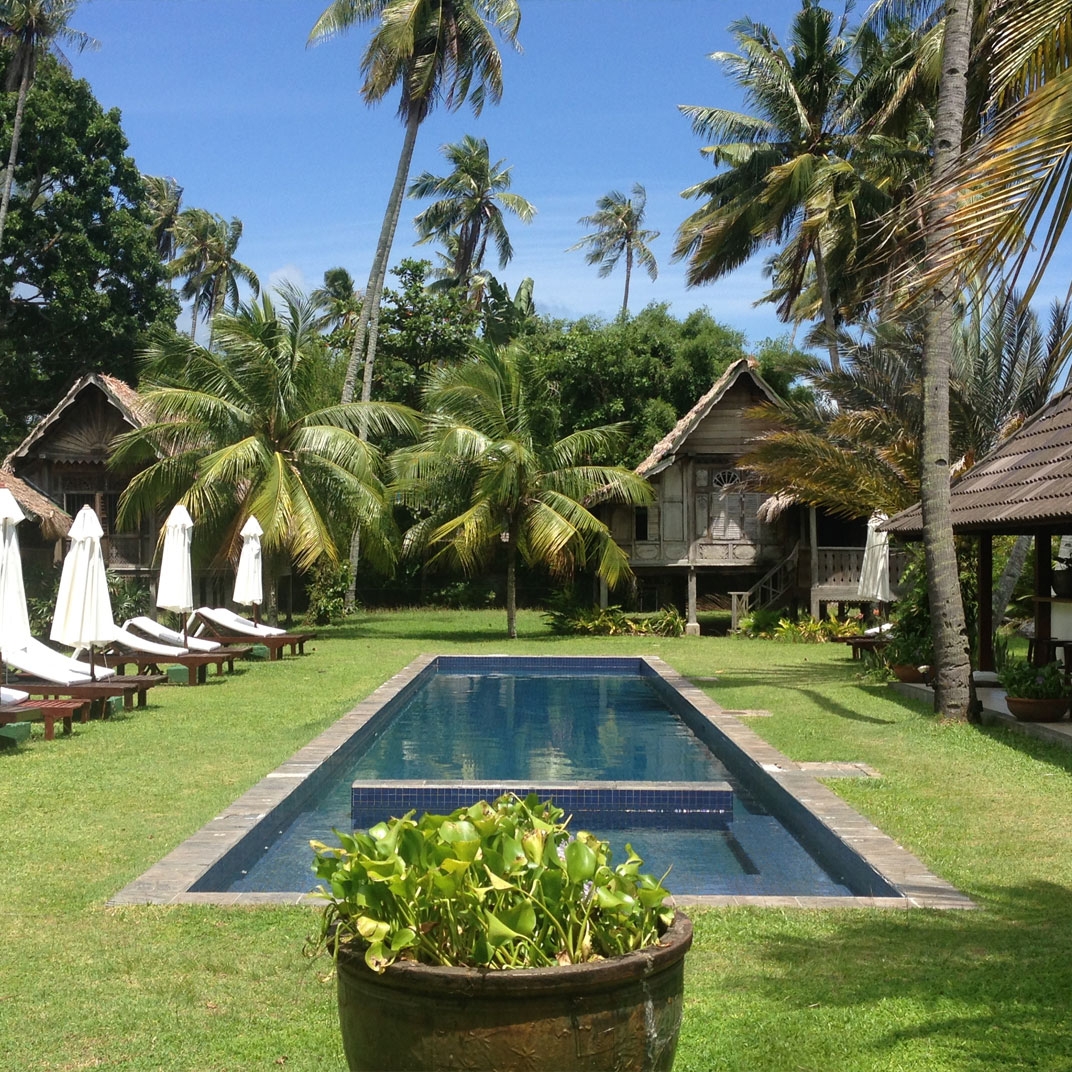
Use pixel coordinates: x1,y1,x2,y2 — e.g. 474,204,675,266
0,468,70,539
883,386,1072,536
635,358,782,478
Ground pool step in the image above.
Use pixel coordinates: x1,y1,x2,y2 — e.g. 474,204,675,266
352,780,734,831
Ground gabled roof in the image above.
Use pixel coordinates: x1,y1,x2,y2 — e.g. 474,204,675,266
883,386,1072,536
635,358,782,477
4,373,150,467
0,468,70,539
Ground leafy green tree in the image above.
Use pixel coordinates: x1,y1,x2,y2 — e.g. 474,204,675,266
530,305,752,466
375,259,479,409
308,0,522,407
113,288,418,620
481,274,535,346
410,133,535,298
392,342,653,638
567,184,659,319
169,208,259,343
0,0,94,250
0,56,178,448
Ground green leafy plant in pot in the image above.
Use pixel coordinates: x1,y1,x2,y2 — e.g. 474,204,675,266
997,659,1070,721
309,793,692,1072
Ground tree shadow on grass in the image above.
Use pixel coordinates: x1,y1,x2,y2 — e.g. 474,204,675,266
686,881,1072,1069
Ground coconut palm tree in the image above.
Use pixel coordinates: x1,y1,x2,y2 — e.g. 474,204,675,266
675,3,862,371
392,342,653,638
169,209,260,343
112,287,418,618
0,0,95,251
568,184,659,319
912,0,1072,302
410,133,535,298
142,174,184,268
308,0,522,408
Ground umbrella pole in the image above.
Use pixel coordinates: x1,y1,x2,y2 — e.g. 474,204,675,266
253,603,260,626
89,644,97,682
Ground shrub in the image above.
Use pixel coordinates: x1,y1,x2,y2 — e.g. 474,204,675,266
309,793,674,973
305,561,352,625
543,603,685,637
997,659,1068,699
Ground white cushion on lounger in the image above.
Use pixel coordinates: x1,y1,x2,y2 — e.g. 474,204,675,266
190,606,286,637
4,641,93,685
125,616,222,652
0,686,29,704
108,625,189,658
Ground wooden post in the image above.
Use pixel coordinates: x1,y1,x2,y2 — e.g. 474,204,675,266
978,533,993,671
809,508,820,618
686,567,699,635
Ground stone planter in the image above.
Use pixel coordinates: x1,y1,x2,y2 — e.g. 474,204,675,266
1005,696,1070,722
334,912,693,1072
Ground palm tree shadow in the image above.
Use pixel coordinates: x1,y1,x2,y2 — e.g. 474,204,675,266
684,881,1072,1068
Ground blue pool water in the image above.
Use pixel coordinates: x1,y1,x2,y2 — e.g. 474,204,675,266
209,668,859,897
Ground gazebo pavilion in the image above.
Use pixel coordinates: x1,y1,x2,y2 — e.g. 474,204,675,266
882,385,1072,672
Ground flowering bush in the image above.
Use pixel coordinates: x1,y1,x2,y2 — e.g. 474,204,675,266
309,794,674,973
998,659,1068,699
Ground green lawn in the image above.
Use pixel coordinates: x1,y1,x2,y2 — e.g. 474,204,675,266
2,609,1071,1071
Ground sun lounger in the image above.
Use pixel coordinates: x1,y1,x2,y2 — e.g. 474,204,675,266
124,616,226,653
96,625,245,685
187,607,315,661
4,640,163,710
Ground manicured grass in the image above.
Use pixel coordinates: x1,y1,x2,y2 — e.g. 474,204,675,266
2,610,1071,1070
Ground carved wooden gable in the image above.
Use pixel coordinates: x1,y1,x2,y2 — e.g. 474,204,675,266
36,388,132,463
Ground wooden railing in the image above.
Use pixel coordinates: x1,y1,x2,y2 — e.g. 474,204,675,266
729,543,800,631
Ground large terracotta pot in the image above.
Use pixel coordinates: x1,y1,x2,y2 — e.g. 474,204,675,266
1005,696,1070,722
334,912,693,1072
891,663,927,684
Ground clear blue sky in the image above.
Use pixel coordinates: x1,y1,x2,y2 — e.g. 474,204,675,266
66,0,1071,350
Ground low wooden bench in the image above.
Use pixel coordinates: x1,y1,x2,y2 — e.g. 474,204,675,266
0,698,92,740
833,636,890,660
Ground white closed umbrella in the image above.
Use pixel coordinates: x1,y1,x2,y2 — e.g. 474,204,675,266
0,488,32,682
233,516,263,625
51,505,115,679
157,503,194,642
857,512,893,603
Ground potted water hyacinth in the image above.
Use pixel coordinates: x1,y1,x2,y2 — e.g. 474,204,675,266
998,659,1070,722
308,793,692,1072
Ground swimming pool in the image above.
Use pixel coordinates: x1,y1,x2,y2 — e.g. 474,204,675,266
112,655,973,909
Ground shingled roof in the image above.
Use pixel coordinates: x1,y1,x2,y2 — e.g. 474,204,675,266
635,358,781,478
883,386,1072,536
0,468,70,539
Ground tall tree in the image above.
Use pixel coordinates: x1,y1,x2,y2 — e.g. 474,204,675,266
568,184,659,319
0,0,93,251
113,288,418,620
169,209,259,343
917,0,975,720
674,1,903,371
0,55,178,447
392,343,652,638
308,0,522,408
410,133,535,298
143,174,184,268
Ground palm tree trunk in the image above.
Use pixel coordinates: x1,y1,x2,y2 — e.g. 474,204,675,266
993,534,1032,625
343,109,422,407
812,240,841,374
506,529,517,639
0,62,32,254
622,244,632,320
920,0,975,721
